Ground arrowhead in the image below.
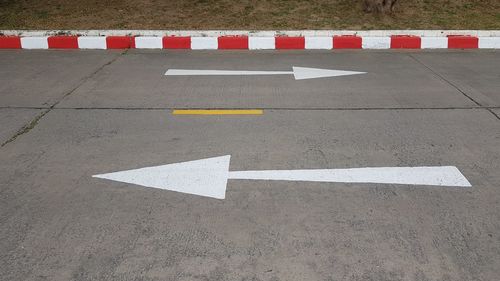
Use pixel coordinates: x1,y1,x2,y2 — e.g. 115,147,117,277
292,66,366,80
93,155,231,199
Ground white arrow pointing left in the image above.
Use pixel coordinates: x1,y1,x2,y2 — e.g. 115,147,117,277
93,155,471,199
165,66,366,80
94,156,231,199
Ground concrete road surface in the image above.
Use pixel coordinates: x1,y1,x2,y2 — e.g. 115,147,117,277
1,49,499,281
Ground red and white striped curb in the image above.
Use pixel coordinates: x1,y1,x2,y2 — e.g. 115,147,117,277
1,31,499,50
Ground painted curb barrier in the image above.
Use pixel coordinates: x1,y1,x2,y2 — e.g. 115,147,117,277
78,36,106,49
1,34,500,50
191,37,217,49
163,36,191,49
391,35,421,49
362,36,391,49
249,37,275,50
333,35,362,49
20,37,48,49
479,37,500,48
305,37,332,50
275,36,305,49
421,37,448,49
448,35,478,49
47,35,78,49
106,36,134,49
0,36,21,48
218,36,248,49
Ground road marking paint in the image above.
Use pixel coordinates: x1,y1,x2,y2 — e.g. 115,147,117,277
165,66,366,80
94,156,230,199
94,155,472,200
167,69,291,76
228,166,471,187
172,109,263,115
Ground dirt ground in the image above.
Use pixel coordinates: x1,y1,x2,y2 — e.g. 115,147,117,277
0,0,499,30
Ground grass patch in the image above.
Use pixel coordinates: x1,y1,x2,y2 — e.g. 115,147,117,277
0,0,499,30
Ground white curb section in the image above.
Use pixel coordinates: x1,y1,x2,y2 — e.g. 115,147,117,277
421,37,448,49
20,37,48,49
305,37,333,49
135,37,162,49
77,36,107,49
362,37,391,49
479,37,500,49
191,37,218,50
249,37,275,50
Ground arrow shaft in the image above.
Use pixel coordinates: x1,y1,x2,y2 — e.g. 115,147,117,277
165,69,292,76
93,155,471,200
228,166,471,187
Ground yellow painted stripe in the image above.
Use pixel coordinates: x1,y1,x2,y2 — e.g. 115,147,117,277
172,109,263,115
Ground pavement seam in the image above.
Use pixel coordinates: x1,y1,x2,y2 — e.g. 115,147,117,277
0,50,127,148
407,53,482,107
2,106,500,111
407,54,500,121
2,106,498,111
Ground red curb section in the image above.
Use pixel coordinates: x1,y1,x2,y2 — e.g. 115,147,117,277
333,36,362,49
391,35,421,49
163,36,191,49
275,37,305,49
48,36,78,49
218,36,248,49
106,36,134,49
448,35,478,49
0,36,21,49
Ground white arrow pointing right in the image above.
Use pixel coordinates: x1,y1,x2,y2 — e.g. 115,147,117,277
93,155,471,199
165,66,366,80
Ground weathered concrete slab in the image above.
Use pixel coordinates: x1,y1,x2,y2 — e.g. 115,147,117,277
1,49,499,281
412,50,500,106
58,50,476,109
1,109,499,281
0,50,120,107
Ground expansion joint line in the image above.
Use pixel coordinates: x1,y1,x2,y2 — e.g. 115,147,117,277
407,54,500,121
407,54,482,107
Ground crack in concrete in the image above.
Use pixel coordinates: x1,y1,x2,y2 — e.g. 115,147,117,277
488,109,500,120
1,109,50,147
1,50,128,148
